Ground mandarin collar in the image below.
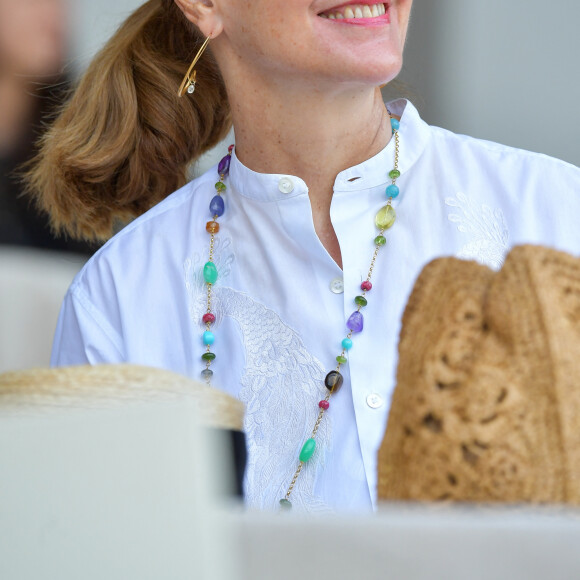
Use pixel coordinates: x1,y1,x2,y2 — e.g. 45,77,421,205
228,99,430,203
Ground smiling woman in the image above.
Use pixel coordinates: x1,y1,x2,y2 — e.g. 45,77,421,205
25,0,580,512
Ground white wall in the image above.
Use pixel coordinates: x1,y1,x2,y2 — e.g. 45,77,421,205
396,0,580,166
68,0,143,73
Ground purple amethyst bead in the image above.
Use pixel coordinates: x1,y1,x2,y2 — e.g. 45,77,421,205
210,195,225,217
347,311,364,333
218,155,231,176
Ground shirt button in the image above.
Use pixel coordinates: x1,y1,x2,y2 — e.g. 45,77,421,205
366,393,384,409
329,277,344,294
278,177,294,194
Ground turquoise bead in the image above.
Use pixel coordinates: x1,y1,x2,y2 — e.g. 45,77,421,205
300,438,316,462
386,184,400,198
391,118,400,131
203,331,215,345
279,499,293,510
203,262,218,284
342,338,353,350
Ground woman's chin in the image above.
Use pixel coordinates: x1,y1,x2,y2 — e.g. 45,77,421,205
313,57,403,92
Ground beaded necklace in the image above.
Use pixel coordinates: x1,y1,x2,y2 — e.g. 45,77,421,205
200,113,401,510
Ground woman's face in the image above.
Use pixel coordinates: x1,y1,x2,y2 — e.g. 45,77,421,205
213,0,414,90
0,0,66,78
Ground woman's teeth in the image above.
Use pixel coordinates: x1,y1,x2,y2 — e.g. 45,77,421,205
320,3,387,20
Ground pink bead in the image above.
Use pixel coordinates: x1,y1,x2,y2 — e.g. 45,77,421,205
202,313,216,324
319,400,330,410
361,281,372,291
228,144,235,153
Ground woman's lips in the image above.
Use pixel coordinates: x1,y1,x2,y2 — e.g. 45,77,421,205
318,2,390,23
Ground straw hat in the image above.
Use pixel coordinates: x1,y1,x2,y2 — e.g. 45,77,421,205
0,364,245,431
378,245,580,504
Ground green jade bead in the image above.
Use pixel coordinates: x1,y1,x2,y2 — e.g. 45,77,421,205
389,169,401,179
355,295,368,307
202,352,216,361
279,499,292,510
203,262,218,284
215,181,227,193
336,355,347,365
375,205,396,230
375,235,387,246
300,438,316,462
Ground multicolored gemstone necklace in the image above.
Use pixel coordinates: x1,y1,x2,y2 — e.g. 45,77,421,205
200,112,401,510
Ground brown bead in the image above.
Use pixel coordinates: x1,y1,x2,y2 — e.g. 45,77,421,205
206,221,220,234
325,371,344,394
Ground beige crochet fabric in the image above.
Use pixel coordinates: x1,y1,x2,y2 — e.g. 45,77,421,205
378,245,580,504
0,364,245,431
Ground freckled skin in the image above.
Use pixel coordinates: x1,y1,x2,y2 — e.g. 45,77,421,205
213,0,413,91
177,0,414,267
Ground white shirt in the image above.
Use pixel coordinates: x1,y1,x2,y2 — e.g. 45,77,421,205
52,100,580,512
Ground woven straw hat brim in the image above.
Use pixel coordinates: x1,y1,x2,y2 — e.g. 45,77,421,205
0,364,245,431
378,244,580,505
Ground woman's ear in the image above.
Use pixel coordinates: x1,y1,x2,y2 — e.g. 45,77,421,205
173,0,224,38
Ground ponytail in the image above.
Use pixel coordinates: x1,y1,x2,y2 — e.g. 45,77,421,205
25,0,231,241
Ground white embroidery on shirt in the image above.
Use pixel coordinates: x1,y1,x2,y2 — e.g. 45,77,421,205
445,192,510,271
184,239,333,513
214,286,332,513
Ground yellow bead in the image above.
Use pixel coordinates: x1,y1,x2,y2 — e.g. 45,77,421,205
375,205,396,230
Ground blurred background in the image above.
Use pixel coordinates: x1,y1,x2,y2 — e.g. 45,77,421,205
1,0,579,371
394,0,580,167
0,0,97,252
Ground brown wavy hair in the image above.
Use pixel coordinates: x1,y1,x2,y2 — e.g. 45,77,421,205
24,0,231,241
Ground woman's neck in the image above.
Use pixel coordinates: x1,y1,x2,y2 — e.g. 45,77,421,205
231,83,390,189
226,78,392,269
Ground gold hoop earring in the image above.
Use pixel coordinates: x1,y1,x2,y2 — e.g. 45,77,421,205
178,37,211,97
